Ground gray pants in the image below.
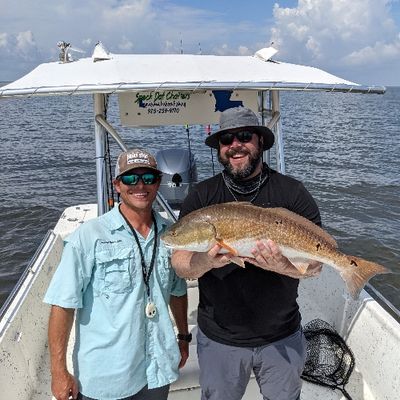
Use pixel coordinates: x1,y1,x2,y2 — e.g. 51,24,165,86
77,384,170,400
197,328,306,400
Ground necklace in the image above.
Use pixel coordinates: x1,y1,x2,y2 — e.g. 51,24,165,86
119,206,158,318
222,170,263,203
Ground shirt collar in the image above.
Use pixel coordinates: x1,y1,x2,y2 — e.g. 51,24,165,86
104,203,170,233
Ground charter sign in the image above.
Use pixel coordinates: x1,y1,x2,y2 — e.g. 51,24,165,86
119,90,258,126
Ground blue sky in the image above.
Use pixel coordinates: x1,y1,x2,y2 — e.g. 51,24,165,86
1,0,399,85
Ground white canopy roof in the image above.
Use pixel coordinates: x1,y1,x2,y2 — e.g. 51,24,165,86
0,51,385,98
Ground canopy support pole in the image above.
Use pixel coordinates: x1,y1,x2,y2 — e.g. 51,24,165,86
260,90,285,174
260,91,271,166
271,91,285,174
94,94,108,216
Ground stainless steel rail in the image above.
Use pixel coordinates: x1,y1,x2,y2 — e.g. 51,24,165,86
0,230,57,336
365,283,400,322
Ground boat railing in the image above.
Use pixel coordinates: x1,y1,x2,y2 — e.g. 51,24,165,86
365,283,400,322
0,230,56,336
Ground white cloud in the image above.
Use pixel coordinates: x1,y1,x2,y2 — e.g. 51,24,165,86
211,44,253,56
0,30,39,59
271,0,400,84
238,46,250,55
0,33,8,48
344,39,400,65
0,0,265,79
103,0,151,19
16,31,36,53
213,43,229,56
82,38,93,47
118,36,135,51
101,0,154,26
269,0,400,83
0,30,42,79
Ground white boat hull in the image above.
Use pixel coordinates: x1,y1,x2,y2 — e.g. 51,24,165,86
0,204,398,400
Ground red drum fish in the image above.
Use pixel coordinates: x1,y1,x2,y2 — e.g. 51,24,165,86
161,202,390,299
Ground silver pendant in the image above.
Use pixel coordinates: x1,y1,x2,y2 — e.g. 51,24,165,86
145,302,157,318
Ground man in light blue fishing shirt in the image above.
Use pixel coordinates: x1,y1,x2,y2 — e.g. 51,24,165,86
45,148,190,400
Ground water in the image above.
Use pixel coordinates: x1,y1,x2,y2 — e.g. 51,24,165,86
0,87,399,310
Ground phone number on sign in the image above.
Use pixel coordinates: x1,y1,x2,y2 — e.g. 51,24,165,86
147,108,181,114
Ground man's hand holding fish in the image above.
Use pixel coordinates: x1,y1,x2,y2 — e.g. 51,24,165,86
172,243,236,280
246,239,323,279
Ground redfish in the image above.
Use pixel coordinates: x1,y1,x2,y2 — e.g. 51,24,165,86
161,202,390,299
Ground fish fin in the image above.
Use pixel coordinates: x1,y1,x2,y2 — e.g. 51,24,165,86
230,257,246,268
338,255,391,299
216,239,239,256
269,208,338,248
291,261,309,275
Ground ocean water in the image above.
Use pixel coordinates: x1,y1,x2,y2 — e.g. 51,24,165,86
0,87,399,310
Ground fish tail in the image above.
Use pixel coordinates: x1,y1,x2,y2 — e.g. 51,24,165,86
338,255,390,299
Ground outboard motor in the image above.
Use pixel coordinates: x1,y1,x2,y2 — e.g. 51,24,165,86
156,149,197,210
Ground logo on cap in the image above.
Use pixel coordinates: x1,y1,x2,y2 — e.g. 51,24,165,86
127,151,151,165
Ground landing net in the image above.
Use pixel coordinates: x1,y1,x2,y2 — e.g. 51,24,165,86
301,319,355,400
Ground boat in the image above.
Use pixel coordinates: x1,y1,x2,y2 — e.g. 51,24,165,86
0,42,398,400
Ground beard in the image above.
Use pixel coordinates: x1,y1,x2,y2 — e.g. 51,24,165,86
218,145,263,179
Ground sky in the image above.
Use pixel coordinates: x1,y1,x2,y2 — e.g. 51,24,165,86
1,0,399,86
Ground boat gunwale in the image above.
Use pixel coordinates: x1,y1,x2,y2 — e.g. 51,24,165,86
0,230,56,335
365,283,400,321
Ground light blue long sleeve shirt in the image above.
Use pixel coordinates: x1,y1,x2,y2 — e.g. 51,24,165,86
44,206,187,399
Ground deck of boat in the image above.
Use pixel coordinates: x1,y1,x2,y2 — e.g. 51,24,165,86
32,282,353,400
31,281,371,400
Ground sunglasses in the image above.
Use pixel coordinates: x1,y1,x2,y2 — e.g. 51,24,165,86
120,172,160,186
219,131,255,146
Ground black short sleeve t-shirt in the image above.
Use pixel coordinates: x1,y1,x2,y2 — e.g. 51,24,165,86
179,166,321,347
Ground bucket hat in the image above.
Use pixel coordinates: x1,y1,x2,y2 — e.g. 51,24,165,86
205,107,274,150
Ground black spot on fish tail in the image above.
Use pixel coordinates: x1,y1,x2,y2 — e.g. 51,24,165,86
316,243,321,251
350,259,358,267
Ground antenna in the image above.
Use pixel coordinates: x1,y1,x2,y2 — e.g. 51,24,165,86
57,41,71,63
57,41,85,63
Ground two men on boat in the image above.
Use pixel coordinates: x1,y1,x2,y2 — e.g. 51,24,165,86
45,149,189,400
45,106,322,400
171,106,322,400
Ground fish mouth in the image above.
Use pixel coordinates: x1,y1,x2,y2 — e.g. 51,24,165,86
162,241,185,251
159,234,175,247
160,233,169,243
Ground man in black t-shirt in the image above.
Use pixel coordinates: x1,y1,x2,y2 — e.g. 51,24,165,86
171,107,322,400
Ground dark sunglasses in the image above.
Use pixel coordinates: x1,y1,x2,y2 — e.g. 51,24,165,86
219,131,255,146
120,172,160,186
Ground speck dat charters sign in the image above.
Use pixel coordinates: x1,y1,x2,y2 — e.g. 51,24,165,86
119,90,258,126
